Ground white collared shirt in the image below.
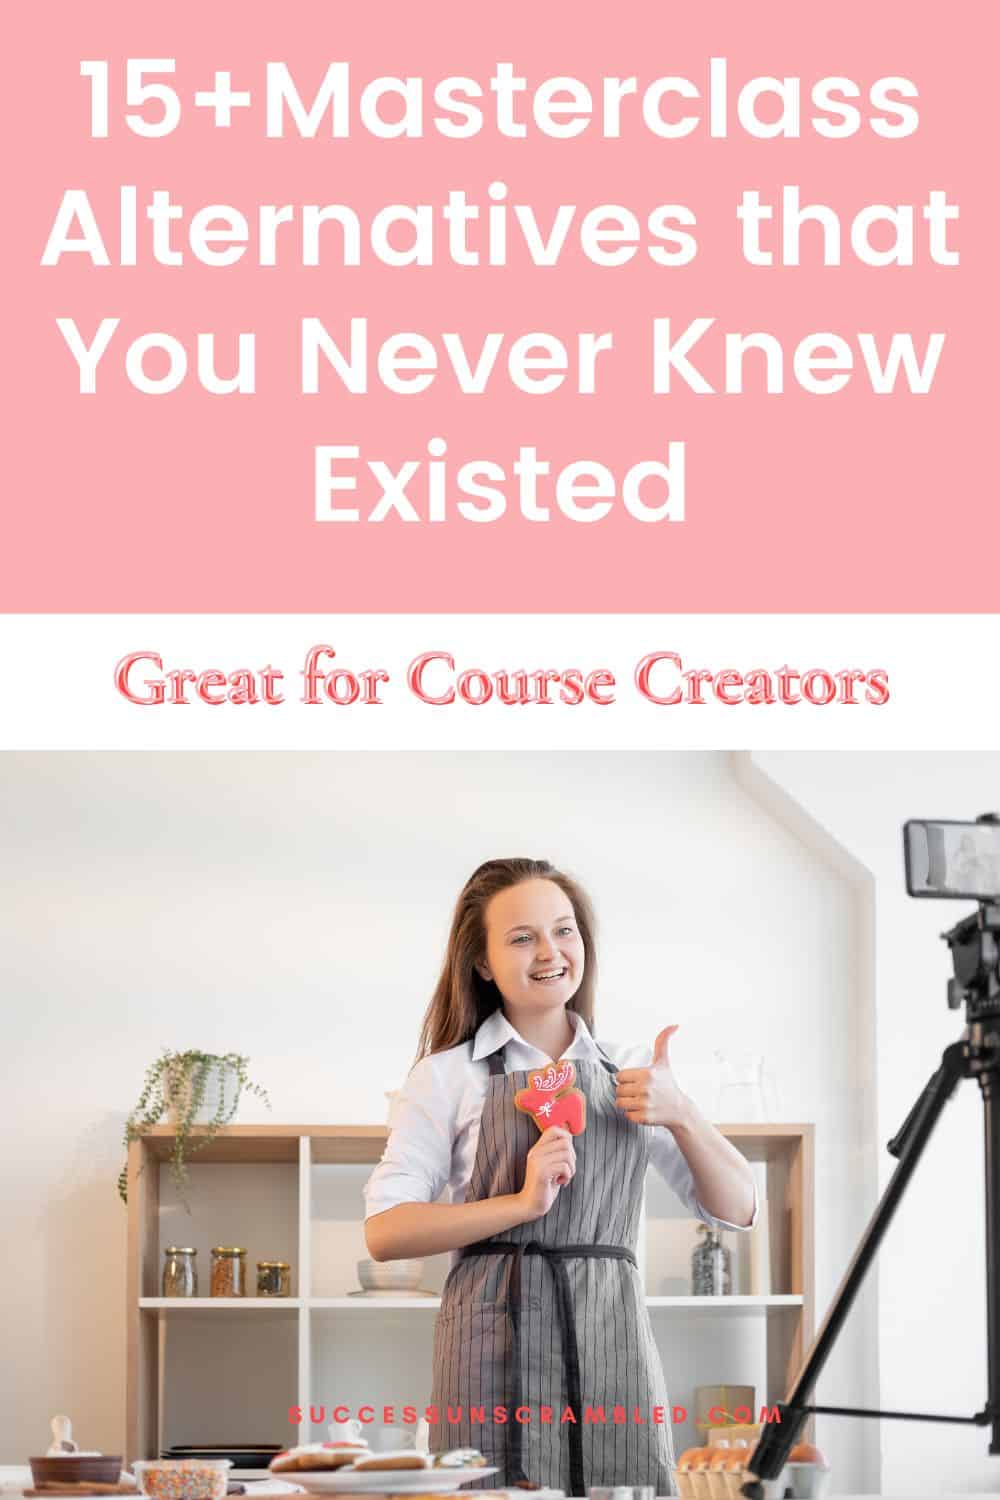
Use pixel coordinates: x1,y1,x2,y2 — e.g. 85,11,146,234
363,1009,756,1232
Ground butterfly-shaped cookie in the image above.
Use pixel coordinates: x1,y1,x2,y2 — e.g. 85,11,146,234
514,1058,586,1135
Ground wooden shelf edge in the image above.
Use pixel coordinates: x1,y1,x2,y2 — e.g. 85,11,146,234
142,1125,388,1137
311,1297,442,1309
645,1294,804,1308
139,1297,303,1309
140,1125,388,1165
135,1293,803,1311
138,1121,810,1165
309,1294,803,1311
141,1122,810,1138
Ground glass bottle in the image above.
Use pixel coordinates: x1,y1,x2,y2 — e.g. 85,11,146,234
691,1223,732,1296
714,1051,772,1123
162,1246,198,1297
210,1246,247,1297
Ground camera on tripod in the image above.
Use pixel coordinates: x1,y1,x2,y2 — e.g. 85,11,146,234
740,813,1000,1499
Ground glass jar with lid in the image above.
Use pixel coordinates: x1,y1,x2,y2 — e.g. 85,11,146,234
210,1246,247,1297
256,1260,292,1298
162,1246,198,1297
691,1223,732,1296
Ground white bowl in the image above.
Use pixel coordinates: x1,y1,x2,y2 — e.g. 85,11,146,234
357,1258,424,1291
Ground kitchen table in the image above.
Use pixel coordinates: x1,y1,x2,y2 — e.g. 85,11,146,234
4,1468,999,1500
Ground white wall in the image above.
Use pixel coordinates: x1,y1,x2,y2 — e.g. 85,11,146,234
752,752,1000,1497
0,753,867,1484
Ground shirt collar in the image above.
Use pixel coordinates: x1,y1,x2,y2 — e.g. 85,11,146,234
471,1006,601,1064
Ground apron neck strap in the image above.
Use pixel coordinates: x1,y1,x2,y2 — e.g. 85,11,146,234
486,1047,507,1077
595,1042,618,1075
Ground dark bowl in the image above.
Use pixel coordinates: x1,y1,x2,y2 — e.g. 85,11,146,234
30,1455,124,1486
163,1449,282,1471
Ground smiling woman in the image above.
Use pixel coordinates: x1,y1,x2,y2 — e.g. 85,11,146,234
362,857,756,1494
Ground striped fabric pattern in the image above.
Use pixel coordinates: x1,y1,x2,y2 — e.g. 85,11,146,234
430,1047,676,1493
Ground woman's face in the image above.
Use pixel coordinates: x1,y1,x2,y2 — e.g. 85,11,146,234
477,878,585,1013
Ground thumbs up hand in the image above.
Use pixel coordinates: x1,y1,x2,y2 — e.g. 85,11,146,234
615,1025,691,1129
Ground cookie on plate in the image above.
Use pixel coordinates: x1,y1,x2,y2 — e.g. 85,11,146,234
350,1451,432,1472
432,1449,487,1468
271,1441,369,1472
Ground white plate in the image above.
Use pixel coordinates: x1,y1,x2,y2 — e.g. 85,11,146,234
293,1467,497,1493
346,1289,437,1299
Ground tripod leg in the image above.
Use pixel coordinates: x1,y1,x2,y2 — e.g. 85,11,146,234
982,1050,1000,1454
746,1040,967,1485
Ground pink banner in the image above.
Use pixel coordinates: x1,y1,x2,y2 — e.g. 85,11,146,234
4,2,992,610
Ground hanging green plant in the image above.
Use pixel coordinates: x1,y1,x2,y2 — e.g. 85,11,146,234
118,1049,270,1206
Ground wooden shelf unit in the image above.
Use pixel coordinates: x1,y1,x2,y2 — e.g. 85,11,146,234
126,1122,814,1463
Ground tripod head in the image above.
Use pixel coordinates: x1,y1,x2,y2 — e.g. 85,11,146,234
944,901,1000,1023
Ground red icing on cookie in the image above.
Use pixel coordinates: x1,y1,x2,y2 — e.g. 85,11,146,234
514,1059,586,1134
546,1088,586,1134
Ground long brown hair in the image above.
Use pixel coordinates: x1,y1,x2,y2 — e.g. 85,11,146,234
416,858,597,1058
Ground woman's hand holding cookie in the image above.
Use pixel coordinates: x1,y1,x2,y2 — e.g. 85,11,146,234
517,1126,576,1220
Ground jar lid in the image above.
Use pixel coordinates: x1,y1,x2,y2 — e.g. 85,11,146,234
257,1260,290,1269
164,1246,197,1255
211,1246,247,1255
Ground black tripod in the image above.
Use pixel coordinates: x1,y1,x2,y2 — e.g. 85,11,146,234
741,900,1000,1498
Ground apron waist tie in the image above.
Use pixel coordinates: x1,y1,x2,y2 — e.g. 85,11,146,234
463,1239,638,1498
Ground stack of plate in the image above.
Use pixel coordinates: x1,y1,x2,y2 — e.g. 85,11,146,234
356,1258,425,1293
161,1446,283,1471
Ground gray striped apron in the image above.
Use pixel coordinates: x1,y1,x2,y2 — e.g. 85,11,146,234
430,1041,675,1495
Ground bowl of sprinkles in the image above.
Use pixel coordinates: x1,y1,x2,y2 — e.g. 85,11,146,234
132,1459,232,1500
